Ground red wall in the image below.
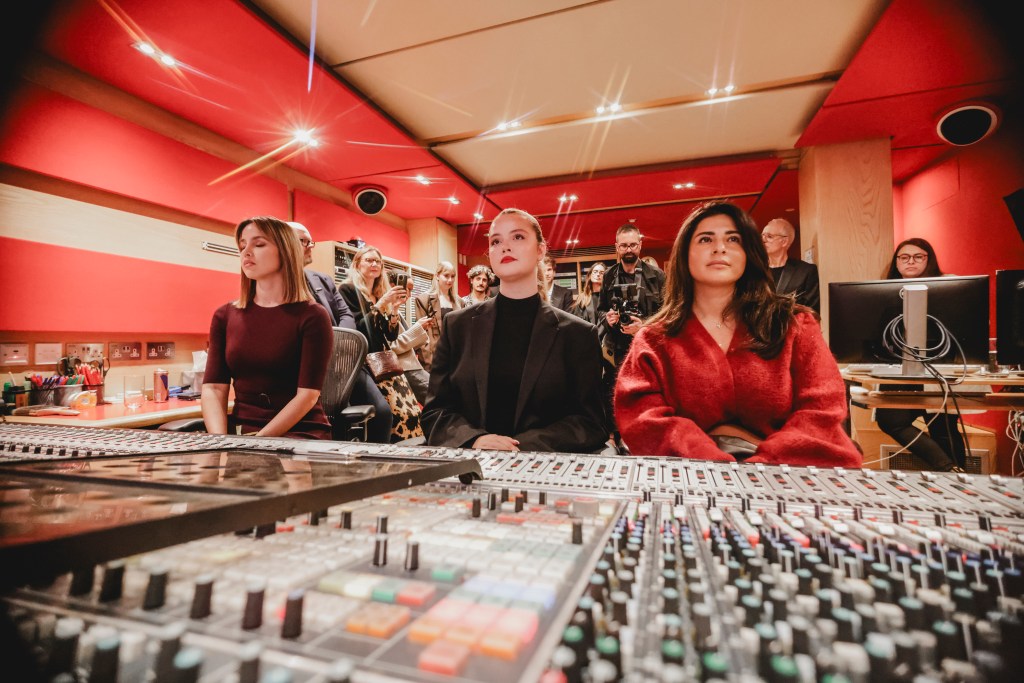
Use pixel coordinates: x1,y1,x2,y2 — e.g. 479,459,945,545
294,190,408,262
0,237,237,334
894,122,1024,472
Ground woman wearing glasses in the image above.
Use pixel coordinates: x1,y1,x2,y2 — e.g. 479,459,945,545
875,238,967,471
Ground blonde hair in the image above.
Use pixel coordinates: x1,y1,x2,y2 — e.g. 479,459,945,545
573,262,606,310
344,245,394,311
234,216,312,309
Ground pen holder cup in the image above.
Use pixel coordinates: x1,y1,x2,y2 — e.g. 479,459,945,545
29,385,84,406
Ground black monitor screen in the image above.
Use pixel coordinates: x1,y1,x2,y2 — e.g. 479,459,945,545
996,269,1024,365
828,275,989,365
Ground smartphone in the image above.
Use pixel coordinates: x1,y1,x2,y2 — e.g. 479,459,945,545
392,273,409,288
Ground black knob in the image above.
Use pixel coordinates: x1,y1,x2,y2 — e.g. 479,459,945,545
153,621,186,683
237,641,263,683
242,580,266,630
281,589,304,639
404,540,420,572
572,520,583,545
88,634,121,683
471,496,481,518
376,515,388,534
171,648,204,683
341,509,352,529
46,617,83,678
69,566,95,597
373,534,388,566
190,574,214,619
143,565,169,611
99,561,125,602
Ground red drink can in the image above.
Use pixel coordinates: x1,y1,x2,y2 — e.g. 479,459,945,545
154,369,169,403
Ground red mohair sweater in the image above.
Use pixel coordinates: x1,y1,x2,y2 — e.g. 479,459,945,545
615,312,862,467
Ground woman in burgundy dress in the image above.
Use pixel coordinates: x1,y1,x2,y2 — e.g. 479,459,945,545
202,216,333,439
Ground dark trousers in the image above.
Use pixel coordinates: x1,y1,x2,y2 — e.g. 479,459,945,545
350,368,394,443
875,408,966,470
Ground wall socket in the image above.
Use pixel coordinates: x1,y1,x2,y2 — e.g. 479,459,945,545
109,342,143,361
0,343,29,365
66,343,106,362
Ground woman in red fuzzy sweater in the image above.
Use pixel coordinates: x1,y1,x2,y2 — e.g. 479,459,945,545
614,201,861,467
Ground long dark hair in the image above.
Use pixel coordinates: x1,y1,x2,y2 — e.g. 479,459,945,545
647,201,800,359
885,238,944,279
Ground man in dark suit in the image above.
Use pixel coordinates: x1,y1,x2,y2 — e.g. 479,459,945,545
542,254,574,311
762,218,820,313
289,222,392,443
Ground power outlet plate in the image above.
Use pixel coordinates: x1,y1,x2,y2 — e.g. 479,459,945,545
66,343,105,362
0,343,29,365
146,342,176,360
109,342,143,361
34,343,63,365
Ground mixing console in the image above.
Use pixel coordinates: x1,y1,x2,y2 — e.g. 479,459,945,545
1,424,1023,682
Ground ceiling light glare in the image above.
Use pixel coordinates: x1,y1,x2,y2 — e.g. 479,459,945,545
159,54,176,67
136,42,156,55
706,87,718,96
566,239,579,245
674,181,695,189
497,122,508,131
722,84,735,94
416,175,431,185
558,194,579,203
293,129,318,146
448,197,461,205
509,121,521,128
673,183,683,189
473,213,484,220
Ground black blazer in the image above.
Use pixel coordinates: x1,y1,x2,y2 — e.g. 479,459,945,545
305,270,355,329
422,297,607,453
773,259,820,312
548,284,574,311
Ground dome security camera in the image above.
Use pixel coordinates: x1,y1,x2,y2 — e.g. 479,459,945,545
353,186,387,215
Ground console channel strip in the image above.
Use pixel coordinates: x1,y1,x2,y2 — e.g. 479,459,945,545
2,424,1024,682
4,483,623,682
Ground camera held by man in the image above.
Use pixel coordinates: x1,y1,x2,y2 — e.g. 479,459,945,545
610,284,641,326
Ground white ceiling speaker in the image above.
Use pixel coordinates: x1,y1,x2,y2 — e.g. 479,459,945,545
353,186,387,215
936,103,1000,146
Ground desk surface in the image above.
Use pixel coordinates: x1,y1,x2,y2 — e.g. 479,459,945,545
843,371,1024,411
842,371,1024,387
5,398,210,428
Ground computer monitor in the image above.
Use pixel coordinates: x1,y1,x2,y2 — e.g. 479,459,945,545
996,269,1024,365
828,275,990,370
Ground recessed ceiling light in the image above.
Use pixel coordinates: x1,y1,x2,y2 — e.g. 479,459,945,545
596,102,622,115
159,54,176,67
415,175,431,185
722,84,735,94
137,42,156,56
496,120,522,131
558,194,579,203
448,197,460,205
293,129,318,146
473,213,484,220
566,239,580,245
673,182,696,190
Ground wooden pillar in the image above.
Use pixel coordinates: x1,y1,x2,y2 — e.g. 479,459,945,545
798,138,895,337
408,217,457,271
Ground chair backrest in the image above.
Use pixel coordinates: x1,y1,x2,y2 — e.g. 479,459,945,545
320,327,368,420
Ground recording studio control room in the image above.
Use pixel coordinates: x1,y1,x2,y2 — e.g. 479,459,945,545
2,2,1024,682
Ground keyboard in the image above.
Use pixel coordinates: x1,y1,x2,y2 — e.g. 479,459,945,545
870,385,992,397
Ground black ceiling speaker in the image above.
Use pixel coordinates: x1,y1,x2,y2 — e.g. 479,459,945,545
936,103,1000,146
353,186,387,215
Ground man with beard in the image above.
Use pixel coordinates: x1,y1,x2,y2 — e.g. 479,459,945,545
596,224,666,444
461,264,495,306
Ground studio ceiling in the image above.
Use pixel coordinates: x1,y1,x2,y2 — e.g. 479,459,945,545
18,0,1020,255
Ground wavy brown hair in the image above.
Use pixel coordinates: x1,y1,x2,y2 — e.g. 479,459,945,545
647,201,803,359
234,216,312,308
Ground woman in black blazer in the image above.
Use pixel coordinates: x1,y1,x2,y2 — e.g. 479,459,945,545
422,208,608,453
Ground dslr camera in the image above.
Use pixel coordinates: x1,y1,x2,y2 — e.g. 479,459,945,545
611,284,641,325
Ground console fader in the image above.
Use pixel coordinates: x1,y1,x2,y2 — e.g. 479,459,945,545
1,423,1023,682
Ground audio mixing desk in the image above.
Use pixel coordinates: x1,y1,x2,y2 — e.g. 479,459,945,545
0,424,1022,682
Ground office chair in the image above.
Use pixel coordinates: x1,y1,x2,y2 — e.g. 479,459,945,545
321,327,374,441
159,327,374,439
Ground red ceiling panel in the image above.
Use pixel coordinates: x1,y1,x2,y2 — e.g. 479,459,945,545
41,0,438,183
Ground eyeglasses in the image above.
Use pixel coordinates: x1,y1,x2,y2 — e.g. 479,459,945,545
616,242,641,251
761,233,787,242
361,257,382,266
298,238,315,248
896,253,927,264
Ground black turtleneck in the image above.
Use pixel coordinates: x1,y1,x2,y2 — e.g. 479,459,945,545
486,293,541,435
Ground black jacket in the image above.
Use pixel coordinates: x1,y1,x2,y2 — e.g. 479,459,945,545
304,270,355,329
772,258,820,312
548,283,574,311
422,297,607,453
596,261,666,360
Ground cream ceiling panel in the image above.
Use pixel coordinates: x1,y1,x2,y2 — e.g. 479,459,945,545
435,82,835,186
332,0,885,139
